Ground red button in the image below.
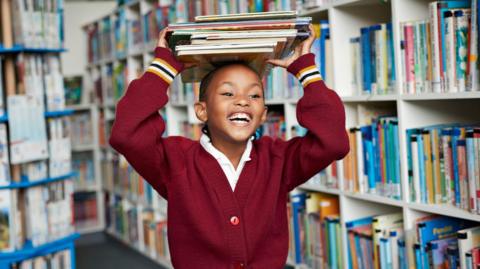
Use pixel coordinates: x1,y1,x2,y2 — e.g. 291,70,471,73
230,216,240,225
232,262,245,269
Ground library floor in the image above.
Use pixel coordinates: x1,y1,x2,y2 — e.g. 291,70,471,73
75,232,164,269
75,232,295,269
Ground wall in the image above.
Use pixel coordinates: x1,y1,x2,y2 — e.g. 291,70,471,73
61,1,116,76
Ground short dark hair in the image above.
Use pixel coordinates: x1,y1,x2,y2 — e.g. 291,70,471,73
198,61,261,102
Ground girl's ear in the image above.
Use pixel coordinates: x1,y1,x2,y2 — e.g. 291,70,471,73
194,101,208,123
260,105,268,124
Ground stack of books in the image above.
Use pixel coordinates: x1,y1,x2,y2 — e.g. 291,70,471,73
166,11,312,82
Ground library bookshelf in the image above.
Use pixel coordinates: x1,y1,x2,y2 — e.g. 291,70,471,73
83,0,480,268
67,104,106,234
0,0,82,265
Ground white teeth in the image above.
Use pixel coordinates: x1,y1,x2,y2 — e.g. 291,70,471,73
228,113,251,122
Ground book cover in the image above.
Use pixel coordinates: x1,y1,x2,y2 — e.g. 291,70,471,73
427,236,457,269
458,226,480,269
194,11,298,22
417,215,475,268
372,212,403,268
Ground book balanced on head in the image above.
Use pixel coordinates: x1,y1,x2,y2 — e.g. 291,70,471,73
166,10,312,82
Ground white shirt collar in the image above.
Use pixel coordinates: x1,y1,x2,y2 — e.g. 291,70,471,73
199,134,253,167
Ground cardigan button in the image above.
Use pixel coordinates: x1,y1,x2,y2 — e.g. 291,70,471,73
232,262,245,269
230,216,240,226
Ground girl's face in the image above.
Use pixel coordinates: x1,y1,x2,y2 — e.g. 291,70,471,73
194,64,268,145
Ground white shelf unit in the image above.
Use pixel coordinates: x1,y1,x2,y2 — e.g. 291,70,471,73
82,0,480,268
68,104,106,234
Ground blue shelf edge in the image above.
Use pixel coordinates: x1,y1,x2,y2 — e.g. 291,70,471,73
0,45,67,54
0,233,80,263
0,109,75,122
0,171,78,190
44,109,75,118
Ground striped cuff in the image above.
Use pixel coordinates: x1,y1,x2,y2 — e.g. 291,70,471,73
286,53,322,88
146,47,184,83
296,66,322,87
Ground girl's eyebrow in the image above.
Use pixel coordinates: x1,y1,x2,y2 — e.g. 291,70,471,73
219,82,235,87
218,81,262,90
248,83,262,89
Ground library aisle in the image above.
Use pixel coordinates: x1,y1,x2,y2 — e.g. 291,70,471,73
74,232,295,269
75,233,164,269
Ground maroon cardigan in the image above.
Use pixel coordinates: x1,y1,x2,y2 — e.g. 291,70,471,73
109,47,349,269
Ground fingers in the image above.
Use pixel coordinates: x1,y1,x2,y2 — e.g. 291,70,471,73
302,24,316,54
184,62,198,69
157,27,169,48
266,59,287,68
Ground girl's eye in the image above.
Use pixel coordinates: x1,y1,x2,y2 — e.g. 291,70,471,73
251,94,261,99
221,92,233,97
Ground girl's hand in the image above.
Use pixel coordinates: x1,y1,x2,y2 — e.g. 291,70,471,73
157,27,196,69
266,24,316,68
157,27,170,50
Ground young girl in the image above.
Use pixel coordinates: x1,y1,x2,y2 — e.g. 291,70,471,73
109,25,349,269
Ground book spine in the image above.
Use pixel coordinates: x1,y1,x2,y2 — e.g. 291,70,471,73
387,23,396,93
412,135,421,203
475,129,480,214
457,139,469,210
468,0,479,92
361,27,372,94
423,130,435,204
441,129,453,204
370,25,378,94
404,23,415,94
414,22,423,93
445,10,458,93
452,128,462,207
418,133,427,204
466,131,477,212
455,9,470,92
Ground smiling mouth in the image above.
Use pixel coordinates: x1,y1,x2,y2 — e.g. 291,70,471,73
228,112,252,124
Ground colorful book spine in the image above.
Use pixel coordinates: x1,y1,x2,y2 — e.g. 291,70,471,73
401,1,478,93
407,124,480,212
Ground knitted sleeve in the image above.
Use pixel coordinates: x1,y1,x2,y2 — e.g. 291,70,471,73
109,47,193,199
280,53,350,191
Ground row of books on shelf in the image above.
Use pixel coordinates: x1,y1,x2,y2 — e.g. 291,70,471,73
1,0,64,49
89,62,130,105
406,125,480,214
10,249,73,269
106,193,170,261
73,191,98,227
88,0,316,63
399,0,479,94
305,116,402,200
344,116,401,200
46,118,71,178
98,111,114,148
70,113,94,147
0,119,72,187
288,192,342,268
101,151,167,211
305,117,480,215
288,191,480,268
0,55,70,165
7,54,66,112
0,180,74,252
88,22,329,105
350,22,396,96
72,153,95,190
